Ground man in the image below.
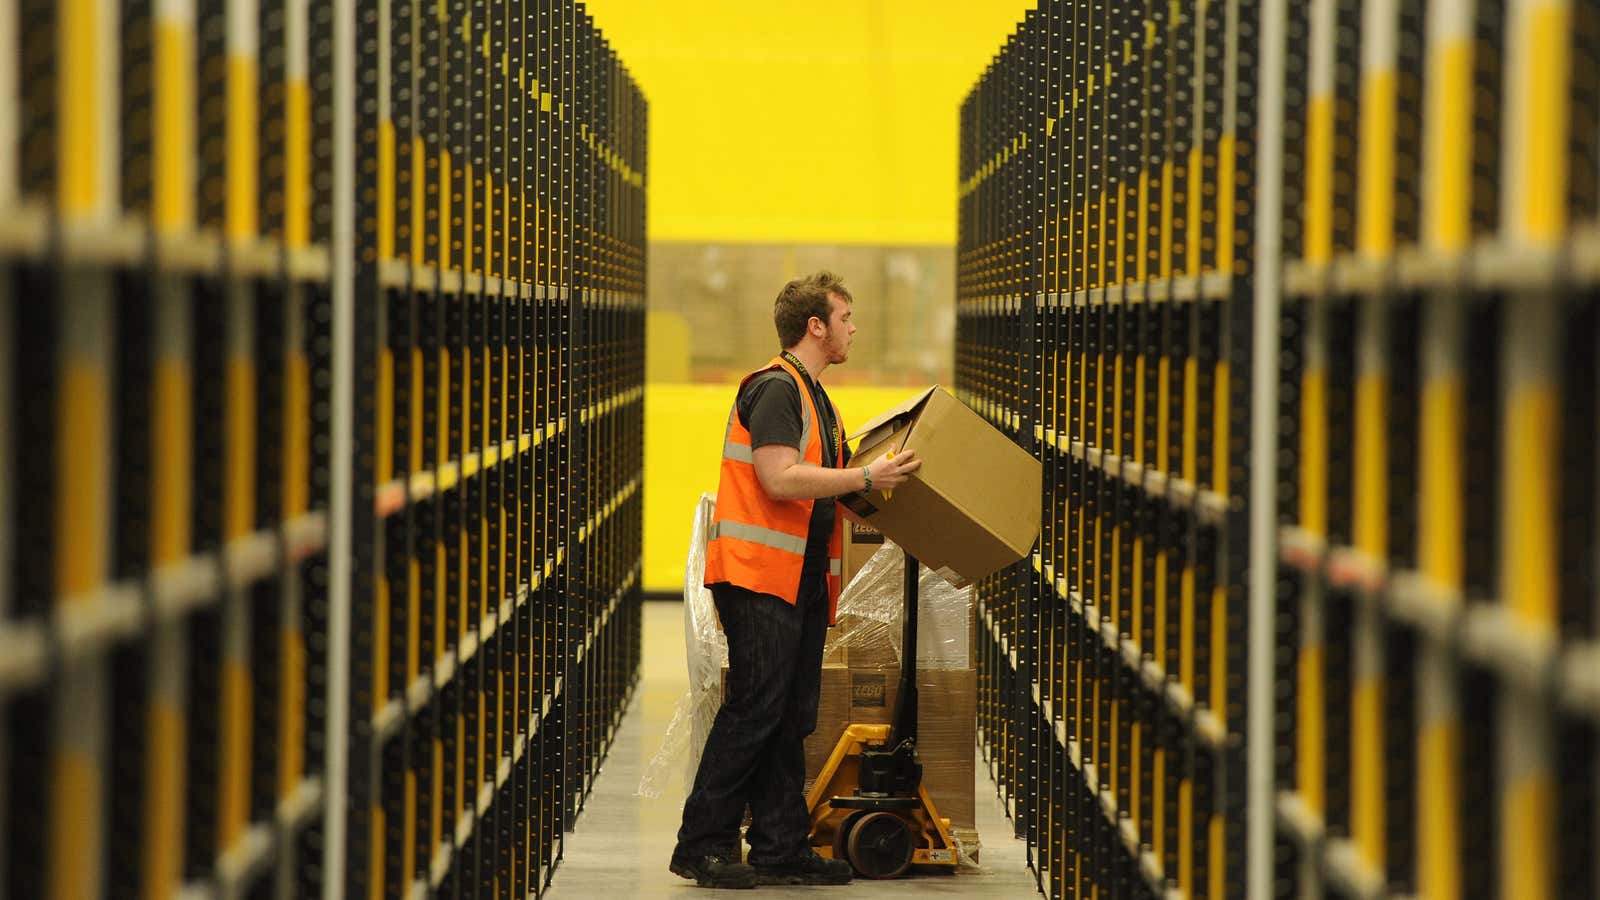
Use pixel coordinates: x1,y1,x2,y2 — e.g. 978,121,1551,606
670,272,923,889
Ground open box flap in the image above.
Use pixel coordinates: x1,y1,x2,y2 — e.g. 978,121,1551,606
844,385,938,443
841,387,1043,582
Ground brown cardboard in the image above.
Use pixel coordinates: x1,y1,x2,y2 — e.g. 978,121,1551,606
802,665,977,829
841,521,885,590
717,664,978,830
842,386,1041,587
831,522,880,667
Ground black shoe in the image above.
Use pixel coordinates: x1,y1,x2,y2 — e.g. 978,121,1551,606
669,851,758,889
750,851,854,885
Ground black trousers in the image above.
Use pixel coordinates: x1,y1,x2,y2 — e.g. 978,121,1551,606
675,573,830,864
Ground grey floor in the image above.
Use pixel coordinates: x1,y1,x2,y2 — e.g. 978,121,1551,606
544,601,1042,898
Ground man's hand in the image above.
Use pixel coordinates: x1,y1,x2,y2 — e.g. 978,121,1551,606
866,448,921,490
750,444,922,501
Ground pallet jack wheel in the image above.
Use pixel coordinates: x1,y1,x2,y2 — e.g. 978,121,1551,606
832,810,868,863
845,811,914,879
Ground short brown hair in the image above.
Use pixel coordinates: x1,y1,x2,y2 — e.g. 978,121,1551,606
773,271,853,348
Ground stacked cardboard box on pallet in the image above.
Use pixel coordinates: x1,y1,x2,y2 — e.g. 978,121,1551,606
805,542,979,830
808,667,978,827
683,386,1039,866
810,386,1041,859
714,532,981,850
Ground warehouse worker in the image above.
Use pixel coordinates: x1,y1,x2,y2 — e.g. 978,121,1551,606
671,271,923,889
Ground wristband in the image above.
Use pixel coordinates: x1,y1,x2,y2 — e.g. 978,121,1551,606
861,466,873,492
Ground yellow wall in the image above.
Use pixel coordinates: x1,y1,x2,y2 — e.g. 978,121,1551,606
644,382,917,593
583,0,1037,245
586,1,1035,589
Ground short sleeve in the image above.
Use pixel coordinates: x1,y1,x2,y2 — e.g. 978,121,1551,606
737,372,804,452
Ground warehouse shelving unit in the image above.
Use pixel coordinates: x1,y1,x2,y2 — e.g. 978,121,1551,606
961,1,1258,896
1268,1,1598,897
0,0,645,894
960,1,1598,898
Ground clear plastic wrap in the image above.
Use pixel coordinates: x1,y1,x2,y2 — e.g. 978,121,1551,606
680,492,728,691
824,538,974,670
949,828,984,871
637,494,726,800
639,501,983,871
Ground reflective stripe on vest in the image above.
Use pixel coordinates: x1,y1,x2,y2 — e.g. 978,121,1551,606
719,375,814,464
707,519,808,556
704,356,845,621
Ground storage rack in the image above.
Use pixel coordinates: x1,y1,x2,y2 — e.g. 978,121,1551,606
961,1,1257,897
1268,0,1598,897
961,1,1600,898
0,0,646,894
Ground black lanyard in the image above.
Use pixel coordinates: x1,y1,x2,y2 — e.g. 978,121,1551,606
782,351,840,465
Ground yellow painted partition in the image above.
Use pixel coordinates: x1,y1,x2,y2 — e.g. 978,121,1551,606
645,381,923,593
581,0,1034,245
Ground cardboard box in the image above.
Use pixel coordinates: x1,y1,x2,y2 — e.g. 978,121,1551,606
830,522,881,666
829,523,883,668
841,520,885,590
842,386,1041,588
802,665,977,830
718,664,978,831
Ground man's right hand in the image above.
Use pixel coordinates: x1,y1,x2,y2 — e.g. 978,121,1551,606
867,448,922,490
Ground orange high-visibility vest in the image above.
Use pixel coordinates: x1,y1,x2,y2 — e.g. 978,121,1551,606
704,355,846,622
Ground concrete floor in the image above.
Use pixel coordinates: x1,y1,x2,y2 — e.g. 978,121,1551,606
544,601,1042,898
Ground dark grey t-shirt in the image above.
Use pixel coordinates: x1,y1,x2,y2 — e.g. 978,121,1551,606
736,369,851,577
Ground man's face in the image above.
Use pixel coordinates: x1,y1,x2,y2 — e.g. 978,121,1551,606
819,293,854,364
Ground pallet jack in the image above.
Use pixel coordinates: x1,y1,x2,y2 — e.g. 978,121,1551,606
803,550,960,879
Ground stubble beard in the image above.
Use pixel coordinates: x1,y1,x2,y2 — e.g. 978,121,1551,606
825,327,849,365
